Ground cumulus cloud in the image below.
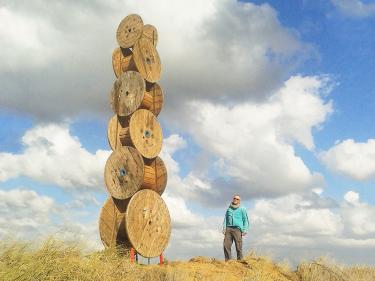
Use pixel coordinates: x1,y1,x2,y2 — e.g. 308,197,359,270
0,0,308,120
319,139,375,181
173,75,333,202
341,191,375,238
248,190,375,264
0,187,102,249
160,138,375,263
0,188,55,239
331,0,375,18
0,123,110,189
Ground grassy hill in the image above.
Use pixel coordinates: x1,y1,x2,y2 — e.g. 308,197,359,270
0,239,374,281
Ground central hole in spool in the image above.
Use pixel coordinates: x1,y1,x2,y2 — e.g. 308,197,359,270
144,130,151,138
146,57,151,64
125,91,129,96
119,168,127,177
128,28,131,32
148,220,152,225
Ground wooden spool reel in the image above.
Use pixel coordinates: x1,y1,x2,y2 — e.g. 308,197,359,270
99,197,131,248
142,83,164,116
110,71,145,117
107,115,128,151
125,189,171,258
112,47,137,78
104,146,144,200
142,157,167,195
118,109,163,159
116,14,144,48
132,37,161,83
142,24,158,47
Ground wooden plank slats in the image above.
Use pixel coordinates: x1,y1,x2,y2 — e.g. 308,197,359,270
116,14,143,48
104,146,144,200
99,197,131,248
125,189,171,258
129,109,163,159
110,71,145,117
132,37,162,83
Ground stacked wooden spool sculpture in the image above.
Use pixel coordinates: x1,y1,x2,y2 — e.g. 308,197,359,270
99,14,171,260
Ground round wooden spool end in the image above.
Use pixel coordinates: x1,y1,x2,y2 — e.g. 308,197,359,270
125,189,171,257
99,197,131,248
129,109,163,159
142,24,158,47
112,47,137,78
142,157,168,195
116,14,144,48
107,115,129,151
104,146,144,199
110,71,145,117
132,37,161,83
141,83,164,116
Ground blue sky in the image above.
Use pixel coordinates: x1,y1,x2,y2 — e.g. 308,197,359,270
1,0,375,265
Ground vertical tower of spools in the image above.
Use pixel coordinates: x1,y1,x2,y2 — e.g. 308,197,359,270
99,14,171,259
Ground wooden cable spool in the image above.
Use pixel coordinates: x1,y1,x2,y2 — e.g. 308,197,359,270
142,157,167,195
125,189,171,258
99,197,131,248
118,109,163,159
110,71,145,117
116,14,144,48
140,83,164,116
104,146,144,199
112,47,137,78
141,24,158,47
132,37,161,83
107,115,128,151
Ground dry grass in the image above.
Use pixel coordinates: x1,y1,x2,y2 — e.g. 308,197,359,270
0,239,374,281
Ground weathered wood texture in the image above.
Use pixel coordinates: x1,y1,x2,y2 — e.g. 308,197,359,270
110,71,145,117
140,83,164,116
142,157,167,195
116,14,143,48
132,37,161,83
142,24,158,46
128,109,163,159
104,146,144,200
107,115,129,151
125,189,171,257
99,197,131,248
112,47,137,78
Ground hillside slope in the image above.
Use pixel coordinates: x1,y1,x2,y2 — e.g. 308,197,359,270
0,239,374,281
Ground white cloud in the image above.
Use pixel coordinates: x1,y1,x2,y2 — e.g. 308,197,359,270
320,139,375,181
0,0,309,119
341,191,375,238
0,189,55,238
247,190,375,264
0,187,102,250
179,75,332,200
0,123,110,189
331,0,375,18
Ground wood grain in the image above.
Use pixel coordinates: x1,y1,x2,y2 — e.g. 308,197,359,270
142,24,158,47
125,189,171,257
129,109,163,159
116,14,143,48
110,71,145,117
104,146,144,199
140,83,164,116
112,47,137,78
107,115,129,151
142,157,167,195
132,37,161,83
98,197,131,248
